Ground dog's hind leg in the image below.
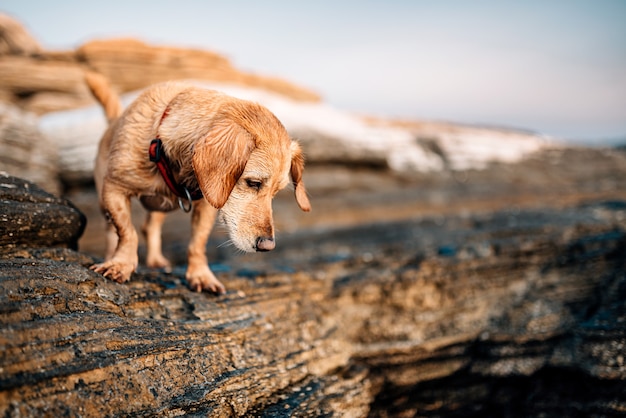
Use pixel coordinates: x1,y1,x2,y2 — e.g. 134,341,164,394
142,211,172,271
101,215,118,261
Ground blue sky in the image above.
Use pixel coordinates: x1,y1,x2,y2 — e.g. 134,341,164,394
2,0,626,142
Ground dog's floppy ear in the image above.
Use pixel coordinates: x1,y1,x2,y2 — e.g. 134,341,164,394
290,141,311,212
193,122,255,208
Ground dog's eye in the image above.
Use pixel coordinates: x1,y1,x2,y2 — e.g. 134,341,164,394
246,179,262,190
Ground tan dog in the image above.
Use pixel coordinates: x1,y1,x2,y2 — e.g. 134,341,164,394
85,73,310,293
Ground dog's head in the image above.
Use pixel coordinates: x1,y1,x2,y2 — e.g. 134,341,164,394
192,100,310,252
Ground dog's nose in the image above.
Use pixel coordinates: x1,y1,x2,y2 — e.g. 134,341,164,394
255,237,275,252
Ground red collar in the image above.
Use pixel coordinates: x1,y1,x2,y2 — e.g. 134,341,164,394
149,108,203,211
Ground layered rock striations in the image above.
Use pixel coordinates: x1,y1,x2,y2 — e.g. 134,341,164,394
1,173,625,416
1,13,626,417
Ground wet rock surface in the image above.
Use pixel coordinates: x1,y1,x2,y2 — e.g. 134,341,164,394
1,12,625,417
0,173,84,250
1,147,626,416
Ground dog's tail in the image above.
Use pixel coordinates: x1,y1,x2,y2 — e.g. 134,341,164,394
84,71,122,122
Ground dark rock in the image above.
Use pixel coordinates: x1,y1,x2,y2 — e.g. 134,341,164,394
0,173,85,251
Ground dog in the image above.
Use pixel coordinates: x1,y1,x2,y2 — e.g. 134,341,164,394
85,72,311,293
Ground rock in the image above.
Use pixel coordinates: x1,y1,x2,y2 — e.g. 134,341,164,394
377,119,554,171
0,103,61,195
0,15,319,115
0,54,95,114
1,12,625,417
1,169,625,416
38,104,105,186
77,38,320,103
351,220,626,417
0,174,85,251
0,14,41,55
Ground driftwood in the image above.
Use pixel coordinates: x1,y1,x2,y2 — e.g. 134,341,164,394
1,172,625,416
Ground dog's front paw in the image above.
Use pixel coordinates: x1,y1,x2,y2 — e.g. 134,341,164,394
186,265,226,294
90,260,135,283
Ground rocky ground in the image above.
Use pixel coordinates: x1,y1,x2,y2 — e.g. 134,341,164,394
1,12,626,417
2,145,626,417
71,146,626,264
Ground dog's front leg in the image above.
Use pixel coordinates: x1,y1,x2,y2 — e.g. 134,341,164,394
186,198,225,294
91,183,138,283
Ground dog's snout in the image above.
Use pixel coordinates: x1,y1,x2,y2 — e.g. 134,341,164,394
255,237,275,252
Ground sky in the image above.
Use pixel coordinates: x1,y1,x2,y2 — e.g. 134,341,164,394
2,0,626,143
